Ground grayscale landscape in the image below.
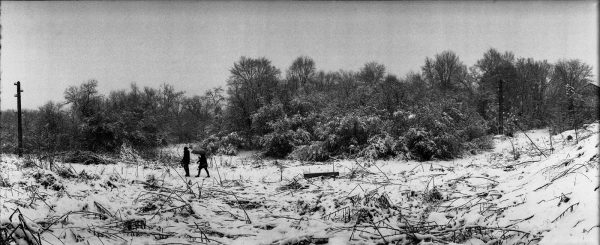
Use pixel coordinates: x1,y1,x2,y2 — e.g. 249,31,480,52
0,1,598,245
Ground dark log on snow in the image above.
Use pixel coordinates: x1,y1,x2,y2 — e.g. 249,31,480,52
304,172,339,179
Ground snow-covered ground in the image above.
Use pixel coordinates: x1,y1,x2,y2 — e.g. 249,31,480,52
1,123,598,245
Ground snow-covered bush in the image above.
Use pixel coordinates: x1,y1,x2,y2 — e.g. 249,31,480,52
217,143,238,156
289,141,329,161
432,132,463,160
404,129,468,161
461,121,488,141
464,135,494,153
21,156,39,169
315,114,384,155
199,134,220,154
199,132,246,156
255,110,318,158
399,98,492,161
32,171,64,191
404,128,437,161
251,99,285,136
260,128,310,158
119,142,144,163
220,132,246,149
358,133,407,160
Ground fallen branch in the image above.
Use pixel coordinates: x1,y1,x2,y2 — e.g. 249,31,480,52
505,215,534,228
94,201,116,220
304,172,339,179
584,224,600,233
513,121,547,158
551,202,579,223
371,163,390,182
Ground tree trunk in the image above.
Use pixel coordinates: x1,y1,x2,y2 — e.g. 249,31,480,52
498,79,504,135
549,129,554,153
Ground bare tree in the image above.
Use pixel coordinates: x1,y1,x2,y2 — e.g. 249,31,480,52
359,62,386,85
227,57,281,139
422,50,468,93
475,49,517,134
286,56,316,94
547,59,593,136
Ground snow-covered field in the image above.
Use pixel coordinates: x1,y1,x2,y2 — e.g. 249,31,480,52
1,124,598,245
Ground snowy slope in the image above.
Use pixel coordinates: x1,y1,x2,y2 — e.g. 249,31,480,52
0,123,598,245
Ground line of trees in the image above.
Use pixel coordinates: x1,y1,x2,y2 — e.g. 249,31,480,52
1,82,224,155
1,48,597,161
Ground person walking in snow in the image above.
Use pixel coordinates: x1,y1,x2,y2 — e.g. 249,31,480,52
181,147,191,177
196,153,210,177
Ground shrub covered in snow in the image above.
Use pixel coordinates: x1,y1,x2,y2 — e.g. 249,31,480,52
250,99,285,136
260,128,311,158
32,171,64,191
217,143,238,156
255,107,319,158
358,133,407,160
20,155,39,169
398,99,492,161
199,132,246,156
404,128,437,161
288,141,329,161
432,132,463,159
464,135,494,153
315,114,385,156
220,132,247,150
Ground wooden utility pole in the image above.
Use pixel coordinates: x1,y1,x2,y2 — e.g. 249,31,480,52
14,81,23,157
498,79,504,135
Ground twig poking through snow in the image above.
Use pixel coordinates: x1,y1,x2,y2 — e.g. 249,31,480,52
551,202,580,223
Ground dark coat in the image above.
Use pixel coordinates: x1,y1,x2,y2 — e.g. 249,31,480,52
182,148,190,165
198,154,208,168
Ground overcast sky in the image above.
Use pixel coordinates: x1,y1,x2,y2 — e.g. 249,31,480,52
1,1,597,110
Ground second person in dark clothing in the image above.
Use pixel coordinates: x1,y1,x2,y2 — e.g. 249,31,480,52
196,153,210,177
181,147,191,177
